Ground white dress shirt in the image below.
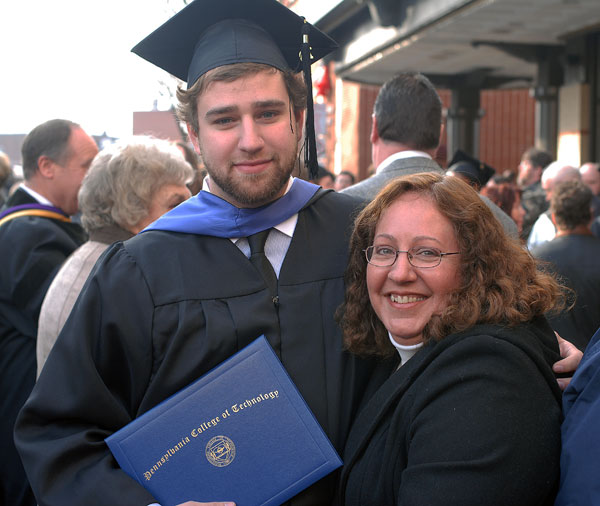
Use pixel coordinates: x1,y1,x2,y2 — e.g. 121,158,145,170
19,183,55,206
202,177,298,277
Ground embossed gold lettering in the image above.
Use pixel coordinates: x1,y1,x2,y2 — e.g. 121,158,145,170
230,390,280,414
191,418,220,437
143,436,191,481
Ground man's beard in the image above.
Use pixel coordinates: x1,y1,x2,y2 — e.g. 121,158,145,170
203,146,300,208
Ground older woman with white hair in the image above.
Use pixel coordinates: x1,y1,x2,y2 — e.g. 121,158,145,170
36,136,192,376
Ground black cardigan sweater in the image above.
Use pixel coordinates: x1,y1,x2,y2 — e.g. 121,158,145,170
337,318,563,506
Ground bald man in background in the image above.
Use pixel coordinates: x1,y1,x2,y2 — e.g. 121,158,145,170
527,162,581,250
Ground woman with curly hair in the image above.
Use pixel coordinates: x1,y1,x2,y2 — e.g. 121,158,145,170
336,172,565,506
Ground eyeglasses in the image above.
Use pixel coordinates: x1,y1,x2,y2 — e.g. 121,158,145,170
364,245,460,268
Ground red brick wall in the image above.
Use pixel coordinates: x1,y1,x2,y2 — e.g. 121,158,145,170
357,85,380,179
323,83,535,182
133,110,184,142
336,81,379,180
436,88,535,174
479,89,535,175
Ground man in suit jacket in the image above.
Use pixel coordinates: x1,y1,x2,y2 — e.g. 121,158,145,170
342,72,518,237
0,119,97,506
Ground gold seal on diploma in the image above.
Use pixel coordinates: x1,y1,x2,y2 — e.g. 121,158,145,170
205,435,236,467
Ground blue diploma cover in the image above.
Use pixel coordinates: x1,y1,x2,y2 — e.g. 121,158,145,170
105,336,342,505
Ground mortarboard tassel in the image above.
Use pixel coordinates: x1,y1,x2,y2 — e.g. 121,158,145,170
300,20,319,180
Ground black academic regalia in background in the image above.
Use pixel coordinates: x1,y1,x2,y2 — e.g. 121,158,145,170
15,190,375,506
0,188,86,506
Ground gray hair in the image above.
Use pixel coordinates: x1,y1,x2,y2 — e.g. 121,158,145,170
78,136,193,232
541,161,580,188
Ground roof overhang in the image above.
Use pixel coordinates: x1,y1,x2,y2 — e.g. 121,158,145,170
310,0,600,88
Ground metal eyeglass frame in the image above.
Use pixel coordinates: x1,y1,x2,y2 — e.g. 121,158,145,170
364,245,460,269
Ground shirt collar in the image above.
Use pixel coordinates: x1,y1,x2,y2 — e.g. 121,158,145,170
19,183,55,207
388,331,423,366
376,150,432,174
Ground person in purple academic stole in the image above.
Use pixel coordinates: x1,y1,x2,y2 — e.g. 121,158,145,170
0,118,98,506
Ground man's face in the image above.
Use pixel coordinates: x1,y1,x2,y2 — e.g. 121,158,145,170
541,177,554,202
581,164,600,196
517,159,540,187
188,70,304,208
334,173,353,191
52,128,98,215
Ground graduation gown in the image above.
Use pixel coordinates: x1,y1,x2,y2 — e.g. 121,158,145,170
337,319,563,506
0,188,86,506
15,189,374,506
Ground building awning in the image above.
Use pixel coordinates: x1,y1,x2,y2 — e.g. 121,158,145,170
314,0,600,87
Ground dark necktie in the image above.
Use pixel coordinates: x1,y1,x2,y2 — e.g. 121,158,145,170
247,229,278,295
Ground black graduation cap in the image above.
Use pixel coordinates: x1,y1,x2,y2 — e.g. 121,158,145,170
447,150,495,187
132,0,338,178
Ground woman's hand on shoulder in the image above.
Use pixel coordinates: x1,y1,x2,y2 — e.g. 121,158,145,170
176,502,235,506
553,333,583,390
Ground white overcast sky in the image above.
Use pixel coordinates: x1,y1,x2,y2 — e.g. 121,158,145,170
0,0,331,138
0,0,181,138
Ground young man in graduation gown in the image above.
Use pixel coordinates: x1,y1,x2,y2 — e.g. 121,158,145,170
0,119,97,506
14,2,374,505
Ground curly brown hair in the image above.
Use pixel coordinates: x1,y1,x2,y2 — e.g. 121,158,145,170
550,179,592,231
338,172,564,358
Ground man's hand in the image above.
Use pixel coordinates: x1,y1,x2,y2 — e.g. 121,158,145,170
553,333,583,391
176,503,235,506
